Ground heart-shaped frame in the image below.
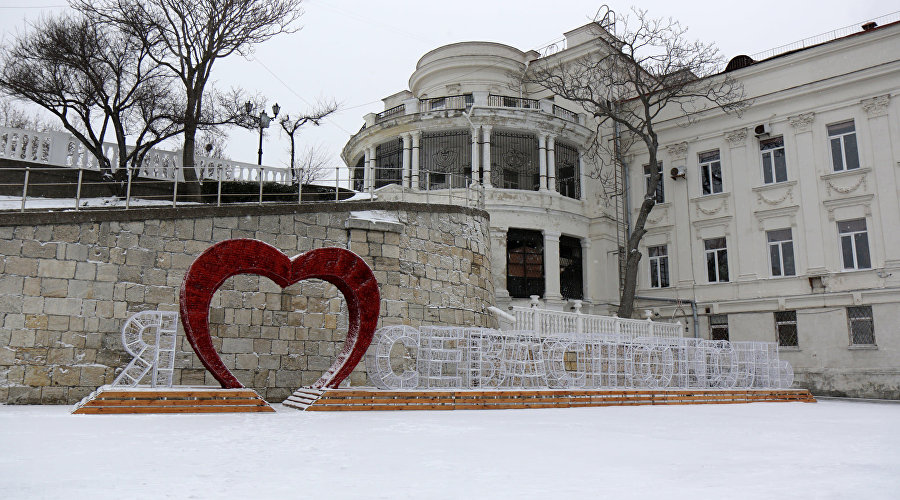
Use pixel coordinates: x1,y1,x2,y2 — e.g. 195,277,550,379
179,239,380,389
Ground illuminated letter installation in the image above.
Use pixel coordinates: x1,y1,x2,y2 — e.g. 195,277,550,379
180,239,380,389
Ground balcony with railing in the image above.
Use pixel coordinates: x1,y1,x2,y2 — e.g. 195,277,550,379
375,104,406,123
420,94,473,112
487,94,540,110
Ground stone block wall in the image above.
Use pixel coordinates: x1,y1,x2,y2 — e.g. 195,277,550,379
0,202,494,404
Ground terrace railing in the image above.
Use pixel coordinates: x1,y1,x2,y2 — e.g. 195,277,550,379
420,94,473,112
507,301,684,338
487,94,541,110
375,104,406,123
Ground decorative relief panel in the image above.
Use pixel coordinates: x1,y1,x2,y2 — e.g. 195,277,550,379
725,128,747,147
820,168,871,199
788,112,815,132
643,202,670,227
690,193,732,220
861,94,890,118
752,180,797,210
665,142,688,161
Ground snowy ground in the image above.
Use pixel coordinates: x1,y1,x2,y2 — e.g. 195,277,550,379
0,195,192,210
1,401,898,499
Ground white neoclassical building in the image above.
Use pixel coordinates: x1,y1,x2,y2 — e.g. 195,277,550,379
341,17,900,398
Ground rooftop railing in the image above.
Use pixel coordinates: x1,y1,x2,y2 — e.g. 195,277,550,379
420,94,473,112
487,94,541,110
375,104,406,123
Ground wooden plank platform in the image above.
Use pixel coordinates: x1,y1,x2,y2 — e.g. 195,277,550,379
290,388,815,411
72,386,275,414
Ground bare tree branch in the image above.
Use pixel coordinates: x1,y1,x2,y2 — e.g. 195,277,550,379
278,99,338,184
524,7,749,317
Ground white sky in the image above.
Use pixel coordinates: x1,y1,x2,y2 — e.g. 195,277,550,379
0,0,896,175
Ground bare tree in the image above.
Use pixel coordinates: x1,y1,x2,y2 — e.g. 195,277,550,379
278,100,338,184
0,12,180,184
77,0,304,193
0,98,59,131
290,143,334,185
525,8,747,317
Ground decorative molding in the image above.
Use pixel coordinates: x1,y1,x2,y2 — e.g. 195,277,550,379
822,194,874,221
725,128,747,147
645,203,669,225
756,187,794,206
753,206,799,231
788,112,815,132
666,142,688,161
826,174,867,196
861,94,890,118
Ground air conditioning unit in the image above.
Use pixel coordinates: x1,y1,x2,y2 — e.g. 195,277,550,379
670,166,686,180
754,123,771,136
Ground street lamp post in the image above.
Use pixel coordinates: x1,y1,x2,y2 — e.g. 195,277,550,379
246,101,280,165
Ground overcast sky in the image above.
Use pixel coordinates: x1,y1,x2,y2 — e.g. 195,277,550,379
0,0,895,176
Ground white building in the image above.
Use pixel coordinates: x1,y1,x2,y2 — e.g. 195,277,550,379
341,17,900,398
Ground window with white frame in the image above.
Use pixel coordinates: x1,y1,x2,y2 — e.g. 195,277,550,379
775,310,798,347
704,237,729,283
847,306,875,345
760,137,787,184
643,162,664,203
828,121,860,172
709,314,729,341
767,229,796,277
699,150,723,195
648,245,669,288
838,219,871,270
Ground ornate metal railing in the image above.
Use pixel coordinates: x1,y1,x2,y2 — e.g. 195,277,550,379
552,104,578,122
375,104,405,123
487,94,541,110
420,94,473,112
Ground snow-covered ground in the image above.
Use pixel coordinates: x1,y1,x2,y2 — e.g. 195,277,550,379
0,195,190,210
1,401,898,499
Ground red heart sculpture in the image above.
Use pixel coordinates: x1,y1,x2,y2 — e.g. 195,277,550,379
179,239,380,389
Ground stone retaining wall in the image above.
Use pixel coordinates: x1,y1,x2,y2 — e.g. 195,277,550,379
0,202,494,404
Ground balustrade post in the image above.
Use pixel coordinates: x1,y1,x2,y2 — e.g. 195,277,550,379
20,165,29,212
481,125,492,187
75,169,83,211
538,134,548,191
217,164,223,207
258,167,264,205
126,165,133,209
574,300,583,335
172,165,179,207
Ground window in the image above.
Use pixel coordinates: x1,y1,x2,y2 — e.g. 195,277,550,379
374,139,402,188
710,314,729,341
704,237,729,283
643,162,664,203
559,236,583,299
828,121,860,172
838,219,871,270
767,229,796,277
491,132,539,190
507,229,544,298
555,141,581,199
352,157,365,191
847,306,875,345
699,150,723,195
648,245,670,288
420,130,472,189
760,137,787,184
775,311,798,347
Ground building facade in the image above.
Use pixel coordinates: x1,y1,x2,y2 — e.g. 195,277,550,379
342,19,900,398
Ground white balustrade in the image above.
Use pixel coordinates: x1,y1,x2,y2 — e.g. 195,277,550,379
505,305,685,339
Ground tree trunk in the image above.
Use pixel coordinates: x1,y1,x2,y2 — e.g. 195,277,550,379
180,120,202,199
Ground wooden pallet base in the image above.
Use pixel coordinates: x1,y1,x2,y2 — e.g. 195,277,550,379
287,388,816,411
72,386,275,414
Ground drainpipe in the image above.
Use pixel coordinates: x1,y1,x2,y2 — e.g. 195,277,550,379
634,295,700,339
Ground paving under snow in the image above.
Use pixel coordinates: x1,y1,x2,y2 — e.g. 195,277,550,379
1,400,898,499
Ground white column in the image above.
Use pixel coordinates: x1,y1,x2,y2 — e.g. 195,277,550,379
543,230,562,301
577,149,586,200
547,135,557,193
490,227,510,304
363,148,371,190
538,133,548,191
580,238,593,304
482,125,492,187
401,133,412,188
471,126,480,184
411,131,421,190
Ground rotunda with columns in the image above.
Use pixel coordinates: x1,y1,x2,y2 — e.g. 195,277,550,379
342,36,617,312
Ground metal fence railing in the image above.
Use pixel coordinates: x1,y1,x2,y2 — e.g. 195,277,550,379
487,94,541,110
